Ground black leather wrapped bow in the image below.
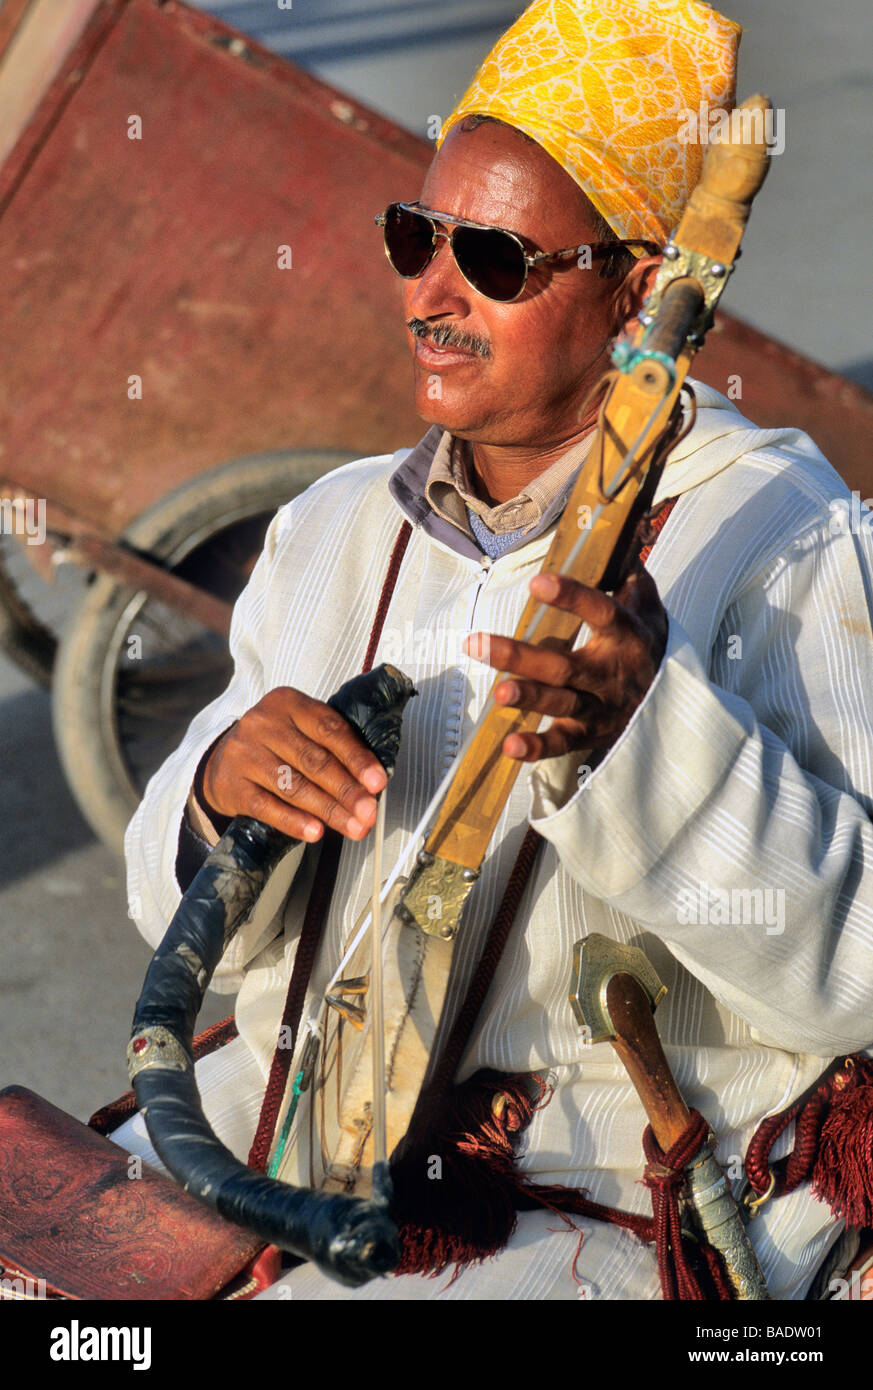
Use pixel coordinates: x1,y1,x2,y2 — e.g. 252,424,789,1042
128,664,416,1287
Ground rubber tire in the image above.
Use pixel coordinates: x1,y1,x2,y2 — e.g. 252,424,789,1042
52,451,355,854
0,540,56,686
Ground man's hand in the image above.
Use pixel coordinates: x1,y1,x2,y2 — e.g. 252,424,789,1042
464,566,668,761
200,688,388,842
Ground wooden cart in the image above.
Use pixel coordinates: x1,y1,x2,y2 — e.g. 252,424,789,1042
2,0,872,851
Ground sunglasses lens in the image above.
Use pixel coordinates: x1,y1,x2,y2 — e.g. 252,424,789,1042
453,225,526,302
383,204,436,278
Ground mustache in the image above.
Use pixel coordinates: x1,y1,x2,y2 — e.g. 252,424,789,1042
407,318,491,359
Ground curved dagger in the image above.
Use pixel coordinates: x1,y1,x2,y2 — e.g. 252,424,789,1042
570,933,770,1301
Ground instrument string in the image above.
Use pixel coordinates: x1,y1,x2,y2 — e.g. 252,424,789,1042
370,793,388,1165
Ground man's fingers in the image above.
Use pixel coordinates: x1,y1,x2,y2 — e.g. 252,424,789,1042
289,695,388,795
264,726,378,822
464,565,667,766
472,633,579,689
235,781,326,843
494,676,602,722
204,687,388,835
243,731,377,838
479,629,645,706
241,744,378,840
253,753,372,840
528,572,630,632
503,716,615,763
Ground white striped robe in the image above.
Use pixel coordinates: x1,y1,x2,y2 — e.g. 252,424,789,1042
119,383,873,1300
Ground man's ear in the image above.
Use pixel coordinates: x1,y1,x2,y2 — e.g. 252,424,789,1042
609,254,662,336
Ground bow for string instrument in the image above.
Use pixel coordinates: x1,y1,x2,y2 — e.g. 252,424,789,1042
128,96,771,1288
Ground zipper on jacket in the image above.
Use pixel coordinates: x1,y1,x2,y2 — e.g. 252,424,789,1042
468,553,493,631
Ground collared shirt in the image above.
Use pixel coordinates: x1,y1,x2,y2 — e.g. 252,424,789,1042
425,429,596,539
388,425,593,562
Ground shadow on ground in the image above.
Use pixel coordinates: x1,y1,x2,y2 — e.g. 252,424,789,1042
0,684,97,890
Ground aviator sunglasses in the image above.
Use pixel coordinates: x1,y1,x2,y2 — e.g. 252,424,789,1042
375,201,660,302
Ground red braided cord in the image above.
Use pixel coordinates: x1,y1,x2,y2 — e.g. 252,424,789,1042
744,1059,846,1197
520,1184,656,1242
192,1014,239,1057
638,496,678,565
642,1110,723,1301
745,1111,795,1195
246,831,343,1171
496,1108,731,1300
700,1240,735,1300
744,1056,873,1205
246,520,413,1171
363,521,412,672
783,1093,829,1191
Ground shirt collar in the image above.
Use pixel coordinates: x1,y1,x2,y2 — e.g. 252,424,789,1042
388,427,593,561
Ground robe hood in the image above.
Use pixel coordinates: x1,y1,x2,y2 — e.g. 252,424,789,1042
654,379,831,505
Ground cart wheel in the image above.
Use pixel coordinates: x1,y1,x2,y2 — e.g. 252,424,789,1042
52,451,354,854
0,537,57,685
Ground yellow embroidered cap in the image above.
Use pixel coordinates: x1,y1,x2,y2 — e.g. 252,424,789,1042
438,0,741,251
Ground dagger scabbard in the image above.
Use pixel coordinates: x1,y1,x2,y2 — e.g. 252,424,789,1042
572,936,770,1300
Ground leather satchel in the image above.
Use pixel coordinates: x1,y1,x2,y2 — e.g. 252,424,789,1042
0,1086,279,1300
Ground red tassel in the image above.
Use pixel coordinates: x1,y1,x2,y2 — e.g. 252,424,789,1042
390,1071,550,1277
390,1073,733,1299
812,1058,873,1227
641,1112,734,1301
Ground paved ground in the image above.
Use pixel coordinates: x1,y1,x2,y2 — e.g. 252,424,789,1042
2,0,870,1122
0,643,228,1121
0,648,158,1117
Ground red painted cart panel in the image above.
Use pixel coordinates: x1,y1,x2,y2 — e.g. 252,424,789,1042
0,0,427,536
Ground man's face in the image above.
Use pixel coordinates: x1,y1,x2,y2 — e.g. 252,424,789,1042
401,121,651,451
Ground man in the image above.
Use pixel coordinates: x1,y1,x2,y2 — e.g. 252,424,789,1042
120,0,873,1300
